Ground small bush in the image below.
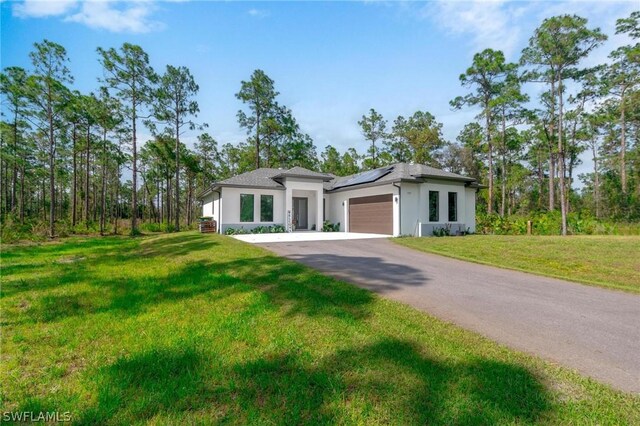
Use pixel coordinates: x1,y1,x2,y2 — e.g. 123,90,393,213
322,221,340,232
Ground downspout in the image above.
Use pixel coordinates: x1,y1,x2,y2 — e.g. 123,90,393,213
393,182,401,237
214,189,222,234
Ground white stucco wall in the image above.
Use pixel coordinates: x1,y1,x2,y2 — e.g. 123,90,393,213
465,187,477,233
400,182,421,236
413,179,476,235
283,178,324,231
219,187,285,231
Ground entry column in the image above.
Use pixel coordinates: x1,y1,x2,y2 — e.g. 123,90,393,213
316,188,323,231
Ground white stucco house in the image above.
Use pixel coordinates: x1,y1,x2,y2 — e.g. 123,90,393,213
198,163,481,237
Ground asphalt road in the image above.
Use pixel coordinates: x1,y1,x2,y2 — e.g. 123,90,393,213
260,238,640,394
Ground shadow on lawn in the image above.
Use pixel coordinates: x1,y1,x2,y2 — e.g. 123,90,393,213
0,233,221,300
12,235,374,324
76,338,551,424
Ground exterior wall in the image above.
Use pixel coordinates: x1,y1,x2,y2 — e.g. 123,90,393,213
219,187,285,232
202,193,214,218
416,179,474,236
325,184,400,236
464,187,477,233
283,178,324,232
400,182,421,236
201,192,221,232
291,189,319,230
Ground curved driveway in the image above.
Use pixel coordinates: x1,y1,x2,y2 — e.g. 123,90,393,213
260,238,640,394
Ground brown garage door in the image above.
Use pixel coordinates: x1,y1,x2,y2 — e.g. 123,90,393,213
349,194,393,235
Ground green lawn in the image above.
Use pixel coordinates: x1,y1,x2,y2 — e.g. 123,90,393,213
395,235,640,294
1,232,638,424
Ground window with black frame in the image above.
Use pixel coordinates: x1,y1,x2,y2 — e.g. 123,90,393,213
240,194,254,222
429,191,439,222
260,194,273,222
448,192,457,222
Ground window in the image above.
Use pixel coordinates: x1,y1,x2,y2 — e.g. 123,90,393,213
448,192,457,222
429,191,439,222
240,194,254,222
260,195,273,222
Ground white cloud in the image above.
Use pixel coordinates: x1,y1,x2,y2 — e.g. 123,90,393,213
65,1,164,33
12,0,169,33
247,8,269,18
423,0,528,58
13,0,78,18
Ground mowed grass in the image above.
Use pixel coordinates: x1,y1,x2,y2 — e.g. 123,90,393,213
395,235,640,294
1,232,638,424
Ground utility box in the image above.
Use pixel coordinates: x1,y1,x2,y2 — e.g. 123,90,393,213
199,219,217,233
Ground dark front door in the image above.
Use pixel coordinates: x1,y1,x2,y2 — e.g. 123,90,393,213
293,197,308,229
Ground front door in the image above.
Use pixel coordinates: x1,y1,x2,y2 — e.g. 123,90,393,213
293,197,308,229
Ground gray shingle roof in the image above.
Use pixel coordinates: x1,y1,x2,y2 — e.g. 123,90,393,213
274,166,334,181
326,163,475,191
216,168,284,189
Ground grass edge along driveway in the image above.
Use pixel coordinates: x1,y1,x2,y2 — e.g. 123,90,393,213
1,232,639,424
394,235,640,294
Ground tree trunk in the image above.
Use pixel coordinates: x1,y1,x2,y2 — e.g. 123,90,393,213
620,94,627,194
131,96,138,234
557,77,568,236
485,105,493,215
19,162,25,223
175,113,180,231
500,111,506,217
591,139,600,219
12,110,18,213
255,110,261,169
72,124,77,227
100,130,107,235
85,125,90,228
48,95,55,239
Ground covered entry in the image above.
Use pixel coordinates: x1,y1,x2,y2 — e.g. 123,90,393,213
348,194,393,235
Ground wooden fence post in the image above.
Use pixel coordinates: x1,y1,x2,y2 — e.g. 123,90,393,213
527,220,532,236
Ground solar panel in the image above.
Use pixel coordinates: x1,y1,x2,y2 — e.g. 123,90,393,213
333,166,394,189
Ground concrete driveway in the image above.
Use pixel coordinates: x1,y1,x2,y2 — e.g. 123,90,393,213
260,238,640,394
232,231,388,244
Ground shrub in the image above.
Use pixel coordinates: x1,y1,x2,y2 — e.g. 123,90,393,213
322,221,340,232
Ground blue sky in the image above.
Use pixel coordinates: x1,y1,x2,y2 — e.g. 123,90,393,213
1,0,637,179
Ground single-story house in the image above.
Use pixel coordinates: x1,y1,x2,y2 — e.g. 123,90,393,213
198,163,481,236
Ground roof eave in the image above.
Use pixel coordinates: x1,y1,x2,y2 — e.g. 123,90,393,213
327,179,403,193
274,173,334,181
412,174,476,183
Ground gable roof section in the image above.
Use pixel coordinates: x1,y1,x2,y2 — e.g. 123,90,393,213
215,168,284,189
273,166,334,181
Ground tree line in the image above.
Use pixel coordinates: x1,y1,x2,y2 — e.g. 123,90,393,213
0,12,638,239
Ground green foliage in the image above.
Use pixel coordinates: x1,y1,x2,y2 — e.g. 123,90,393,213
322,220,340,232
477,212,640,236
432,226,451,237
224,224,286,235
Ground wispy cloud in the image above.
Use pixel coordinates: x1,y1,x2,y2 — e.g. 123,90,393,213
12,0,168,33
65,1,164,33
421,0,528,58
13,0,78,18
247,8,269,19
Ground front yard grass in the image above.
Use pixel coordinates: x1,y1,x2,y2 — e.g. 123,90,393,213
395,235,640,294
1,232,639,424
